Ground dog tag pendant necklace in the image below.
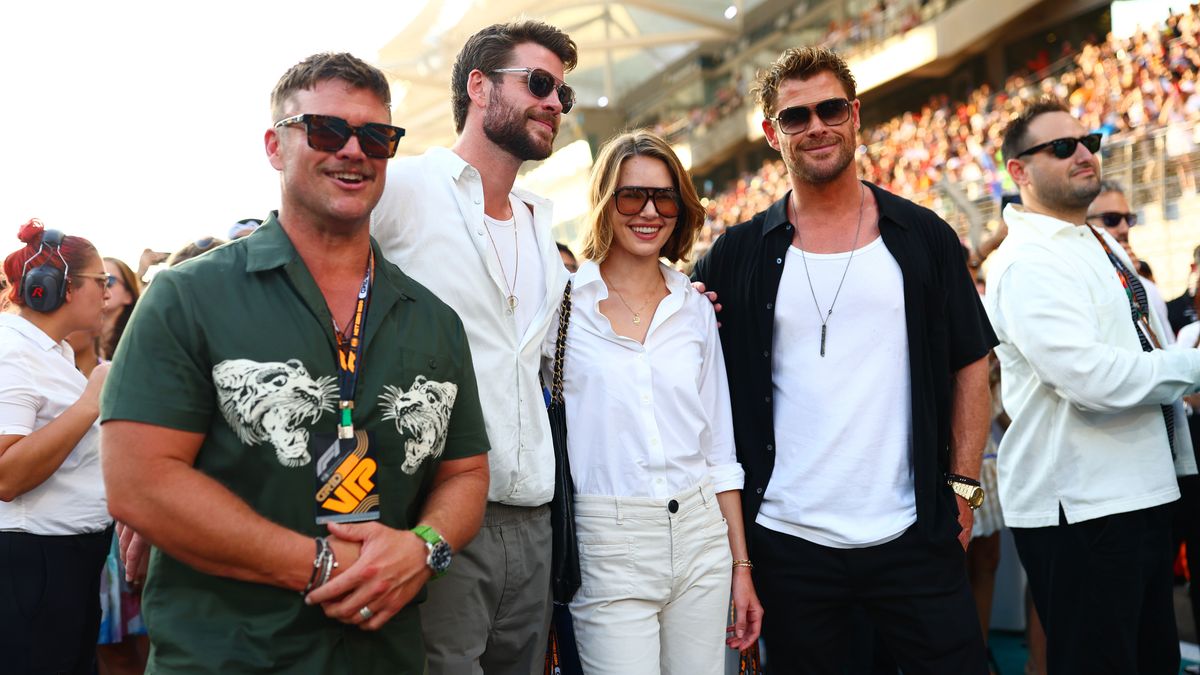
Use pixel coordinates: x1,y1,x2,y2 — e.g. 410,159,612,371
484,219,519,311
791,184,865,357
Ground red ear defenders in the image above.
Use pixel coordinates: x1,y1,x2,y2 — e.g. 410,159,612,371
21,229,69,313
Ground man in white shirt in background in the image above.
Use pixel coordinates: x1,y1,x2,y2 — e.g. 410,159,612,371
987,98,1200,674
370,20,576,675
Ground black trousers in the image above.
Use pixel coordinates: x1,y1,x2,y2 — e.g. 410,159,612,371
0,527,113,675
1012,504,1178,675
750,517,986,675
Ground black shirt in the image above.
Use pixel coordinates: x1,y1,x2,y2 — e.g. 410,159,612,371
692,182,998,541
1167,291,1197,336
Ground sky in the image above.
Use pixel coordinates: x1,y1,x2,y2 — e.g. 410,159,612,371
0,1,431,267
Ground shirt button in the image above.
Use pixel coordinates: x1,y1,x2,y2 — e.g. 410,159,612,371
641,394,651,403
764,395,771,403
656,477,664,484
756,487,764,494
474,198,482,205
766,302,773,310
776,258,783,264
668,499,679,513
477,229,484,236
766,444,774,452
650,436,659,445
762,350,769,357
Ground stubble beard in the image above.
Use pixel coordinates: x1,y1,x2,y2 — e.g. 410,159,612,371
784,134,855,185
1039,167,1102,212
483,96,554,162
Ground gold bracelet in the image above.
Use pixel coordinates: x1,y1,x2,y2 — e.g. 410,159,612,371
731,559,753,569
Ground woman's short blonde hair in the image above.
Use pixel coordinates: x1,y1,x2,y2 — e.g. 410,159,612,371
580,130,704,264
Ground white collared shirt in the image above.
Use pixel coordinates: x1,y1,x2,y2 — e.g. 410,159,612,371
985,205,1200,528
371,147,570,506
551,260,743,498
0,314,109,535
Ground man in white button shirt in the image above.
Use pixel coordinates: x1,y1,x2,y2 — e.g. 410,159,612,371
370,21,576,675
986,99,1200,674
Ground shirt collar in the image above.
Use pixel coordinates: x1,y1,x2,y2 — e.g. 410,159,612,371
761,181,907,237
574,259,691,296
0,313,64,352
243,211,415,301
1001,203,1082,239
426,146,551,211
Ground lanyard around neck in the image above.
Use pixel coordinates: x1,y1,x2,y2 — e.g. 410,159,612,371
1085,226,1162,349
333,249,374,439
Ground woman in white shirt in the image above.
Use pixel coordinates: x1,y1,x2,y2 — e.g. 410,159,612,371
0,220,112,674
555,130,762,674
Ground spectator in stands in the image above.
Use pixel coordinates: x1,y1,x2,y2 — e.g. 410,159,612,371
100,257,140,361
1168,244,1200,334
0,219,113,674
987,98,1199,674
166,236,225,267
693,46,994,673
562,129,761,674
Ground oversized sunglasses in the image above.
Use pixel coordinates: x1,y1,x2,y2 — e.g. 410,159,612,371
274,114,405,159
1087,211,1138,228
613,187,680,217
1015,133,1102,160
769,98,852,135
492,68,575,114
73,272,115,289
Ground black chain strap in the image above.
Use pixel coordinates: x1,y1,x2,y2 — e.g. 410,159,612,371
549,281,573,406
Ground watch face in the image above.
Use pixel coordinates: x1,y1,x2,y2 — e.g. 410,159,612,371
969,487,985,509
429,541,452,573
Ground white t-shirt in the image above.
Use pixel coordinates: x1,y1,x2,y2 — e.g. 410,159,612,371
0,314,109,535
757,236,916,548
482,194,546,338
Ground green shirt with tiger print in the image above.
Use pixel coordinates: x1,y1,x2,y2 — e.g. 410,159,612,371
100,212,489,674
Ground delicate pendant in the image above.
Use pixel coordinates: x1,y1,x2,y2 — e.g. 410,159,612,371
632,313,641,325
819,324,827,357
507,295,518,310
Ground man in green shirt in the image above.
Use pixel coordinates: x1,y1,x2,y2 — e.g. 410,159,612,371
101,53,490,673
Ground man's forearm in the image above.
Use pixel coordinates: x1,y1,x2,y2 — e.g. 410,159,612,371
949,355,990,479
414,455,489,552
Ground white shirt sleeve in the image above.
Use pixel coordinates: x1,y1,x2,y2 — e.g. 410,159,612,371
996,258,1200,413
0,346,39,436
696,299,744,493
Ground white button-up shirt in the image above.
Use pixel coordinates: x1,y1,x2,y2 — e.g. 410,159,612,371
551,260,743,498
372,147,569,506
0,314,109,535
985,205,1200,528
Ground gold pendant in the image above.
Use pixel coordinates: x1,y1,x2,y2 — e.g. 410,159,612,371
507,295,518,310
632,313,641,325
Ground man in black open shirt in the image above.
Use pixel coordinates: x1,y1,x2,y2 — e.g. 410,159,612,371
693,46,996,673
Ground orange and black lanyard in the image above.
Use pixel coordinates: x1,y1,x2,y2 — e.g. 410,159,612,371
333,249,373,439
1086,226,1162,349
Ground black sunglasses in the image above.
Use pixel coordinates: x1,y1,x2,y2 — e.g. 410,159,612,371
613,187,680,217
492,68,575,114
274,114,405,159
1015,133,1102,159
769,98,852,135
1087,211,1138,228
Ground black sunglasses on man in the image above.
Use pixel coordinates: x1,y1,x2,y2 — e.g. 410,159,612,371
492,67,575,114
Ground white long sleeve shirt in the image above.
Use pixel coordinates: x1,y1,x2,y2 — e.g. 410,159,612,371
985,205,1200,528
551,260,744,498
372,147,570,507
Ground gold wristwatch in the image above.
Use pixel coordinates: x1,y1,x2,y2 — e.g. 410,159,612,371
946,474,985,510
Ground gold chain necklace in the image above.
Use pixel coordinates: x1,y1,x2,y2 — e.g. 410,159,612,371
483,218,519,311
603,273,654,325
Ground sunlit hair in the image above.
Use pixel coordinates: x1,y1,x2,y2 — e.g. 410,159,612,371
1000,98,1069,163
101,257,141,360
451,20,578,134
167,237,226,268
754,46,857,118
581,130,703,264
2,219,98,308
270,52,391,121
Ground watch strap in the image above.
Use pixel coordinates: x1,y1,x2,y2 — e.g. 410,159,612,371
411,524,444,546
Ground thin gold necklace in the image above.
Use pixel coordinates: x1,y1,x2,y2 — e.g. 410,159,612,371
603,272,654,325
483,218,519,311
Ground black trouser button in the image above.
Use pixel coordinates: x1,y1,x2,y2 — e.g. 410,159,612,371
668,499,679,513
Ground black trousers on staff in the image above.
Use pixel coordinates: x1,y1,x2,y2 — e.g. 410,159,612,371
0,527,113,675
750,513,987,675
1012,504,1179,675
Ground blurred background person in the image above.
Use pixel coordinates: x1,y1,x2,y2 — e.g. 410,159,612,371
559,130,761,674
165,236,225,268
101,257,140,361
0,219,112,674
558,241,579,273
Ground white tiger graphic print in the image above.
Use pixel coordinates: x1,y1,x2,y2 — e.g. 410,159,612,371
379,375,458,474
213,359,337,467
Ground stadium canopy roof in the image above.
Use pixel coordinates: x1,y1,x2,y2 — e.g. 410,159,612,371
376,0,766,155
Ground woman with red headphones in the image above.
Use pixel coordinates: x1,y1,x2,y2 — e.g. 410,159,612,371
0,219,113,674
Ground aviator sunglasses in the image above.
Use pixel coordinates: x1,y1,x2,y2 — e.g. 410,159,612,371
1015,133,1102,160
1086,211,1138,228
769,98,852,135
274,114,405,159
492,68,576,114
613,187,681,218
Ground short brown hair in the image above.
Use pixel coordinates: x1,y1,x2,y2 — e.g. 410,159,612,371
754,47,857,117
581,130,704,265
451,21,578,134
1000,98,1069,163
270,53,391,121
